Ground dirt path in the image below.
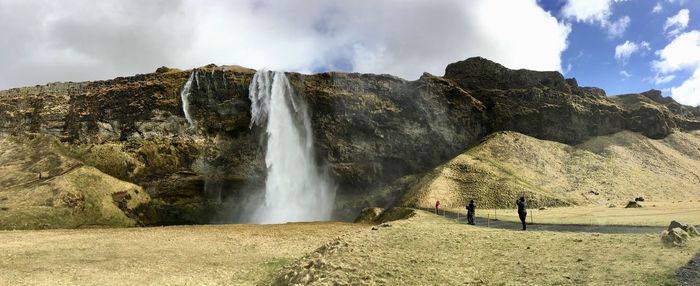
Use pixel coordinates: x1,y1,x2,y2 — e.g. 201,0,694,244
438,210,666,233
676,251,700,286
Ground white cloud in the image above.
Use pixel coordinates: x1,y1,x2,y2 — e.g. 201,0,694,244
607,16,631,38
652,30,700,105
614,40,650,65
652,30,700,73
664,9,690,37
652,2,663,13
671,68,700,106
564,63,573,74
0,0,571,89
652,73,676,84
562,0,614,24
561,0,630,37
620,70,631,78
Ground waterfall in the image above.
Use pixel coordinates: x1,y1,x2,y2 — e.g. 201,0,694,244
248,70,335,224
180,71,196,126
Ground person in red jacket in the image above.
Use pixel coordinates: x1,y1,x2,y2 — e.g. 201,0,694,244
435,200,441,214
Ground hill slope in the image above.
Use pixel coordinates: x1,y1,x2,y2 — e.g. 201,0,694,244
0,135,149,229
400,130,700,209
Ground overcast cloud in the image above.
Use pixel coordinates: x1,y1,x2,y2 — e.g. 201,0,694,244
0,0,571,89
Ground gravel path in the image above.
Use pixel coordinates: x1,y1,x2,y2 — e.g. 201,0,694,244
440,210,665,233
676,251,700,286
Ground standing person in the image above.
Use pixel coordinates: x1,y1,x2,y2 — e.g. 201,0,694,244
466,200,476,225
516,196,527,230
435,200,441,214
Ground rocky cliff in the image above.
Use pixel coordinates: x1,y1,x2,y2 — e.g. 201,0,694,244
0,57,698,227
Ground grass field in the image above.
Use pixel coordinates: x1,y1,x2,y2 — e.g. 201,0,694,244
1,210,697,285
0,222,362,285
275,210,700,285
446,200,700,227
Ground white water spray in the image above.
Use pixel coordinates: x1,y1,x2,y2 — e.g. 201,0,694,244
248,70,335,223
180,71,196,126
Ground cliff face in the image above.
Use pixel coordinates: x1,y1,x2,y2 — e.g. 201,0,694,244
444,57,700,143
0,57,698,226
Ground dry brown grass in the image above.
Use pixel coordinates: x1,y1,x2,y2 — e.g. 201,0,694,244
0,222,362,286
401,130,700,210
274,211,700,285
1,211,697,285
0,135,149,229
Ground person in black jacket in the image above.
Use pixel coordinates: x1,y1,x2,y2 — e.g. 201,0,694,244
466,200,476,225
516,196,527,230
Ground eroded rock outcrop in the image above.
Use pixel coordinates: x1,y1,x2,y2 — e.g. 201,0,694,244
444,57,700,143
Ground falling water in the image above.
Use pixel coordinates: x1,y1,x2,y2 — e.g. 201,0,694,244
247,70,335,223
180,71,196,126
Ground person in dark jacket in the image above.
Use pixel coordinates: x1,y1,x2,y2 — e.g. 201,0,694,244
516,196,527,230
466,200,476,225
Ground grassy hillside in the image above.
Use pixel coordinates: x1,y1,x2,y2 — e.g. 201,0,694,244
400,130,700,209
0,135,149,229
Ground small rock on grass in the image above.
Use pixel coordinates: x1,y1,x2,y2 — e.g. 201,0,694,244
625,201,642,208
661,227,690,246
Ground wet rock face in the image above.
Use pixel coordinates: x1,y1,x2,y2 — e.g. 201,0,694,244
0,66,261,225
289,72,485,188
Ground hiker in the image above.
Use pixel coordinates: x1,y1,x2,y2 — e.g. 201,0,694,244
466,200,476,225
516,196,527,230
435,200,441,214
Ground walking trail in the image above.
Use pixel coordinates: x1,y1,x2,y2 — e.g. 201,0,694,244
429,209,667,233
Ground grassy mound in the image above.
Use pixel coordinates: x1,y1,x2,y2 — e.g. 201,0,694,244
354,207,417,224
400,130,700,209
0,135,150,229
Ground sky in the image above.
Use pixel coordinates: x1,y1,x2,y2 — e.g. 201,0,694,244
0,0,698,106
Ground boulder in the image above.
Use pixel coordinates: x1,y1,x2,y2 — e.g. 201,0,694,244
625,201,642,208
661,227,690,246
353,207,384,224
668,220,700,236
375,207,417,223
634,197,645,202
688,225,700,237
668,220,688,231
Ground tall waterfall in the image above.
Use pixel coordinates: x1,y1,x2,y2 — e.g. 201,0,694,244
248,70,335,224
180,71,196,126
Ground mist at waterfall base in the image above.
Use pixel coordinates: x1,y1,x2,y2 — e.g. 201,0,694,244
240,70,336,224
